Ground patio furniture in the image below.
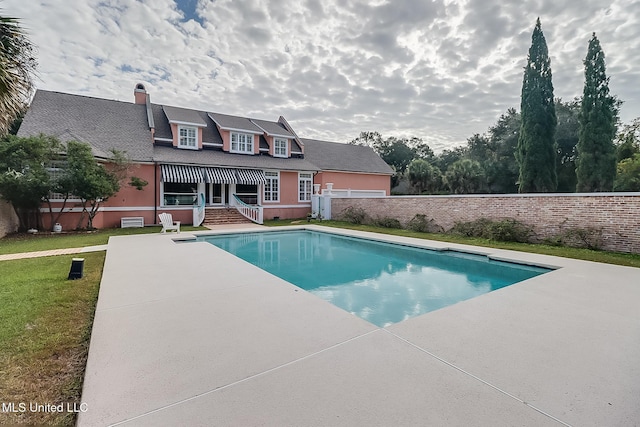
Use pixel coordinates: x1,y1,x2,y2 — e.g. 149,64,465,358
159,213,180,233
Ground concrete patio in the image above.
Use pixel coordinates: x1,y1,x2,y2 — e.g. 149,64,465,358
78,225,640,426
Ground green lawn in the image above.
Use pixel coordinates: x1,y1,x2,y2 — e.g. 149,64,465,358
0,225,205,255
0,252,104,426
264,219,640,268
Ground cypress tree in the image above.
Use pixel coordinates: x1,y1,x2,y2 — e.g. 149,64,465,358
516,18,557,192
576,33,617,192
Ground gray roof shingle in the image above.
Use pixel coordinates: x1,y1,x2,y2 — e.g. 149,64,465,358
250,118,294,138
162,105,208,126
302,138,394,174
150,104,172,140
19,90,153,161
208,112,263,133
18,90,392,175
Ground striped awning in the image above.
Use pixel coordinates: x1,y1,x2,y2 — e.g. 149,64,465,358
160,164,204,183
235,168,266,185
204,167,238,184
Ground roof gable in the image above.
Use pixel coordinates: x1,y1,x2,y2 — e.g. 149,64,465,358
208,112,263,134
162,105,207,127
250,118,294,138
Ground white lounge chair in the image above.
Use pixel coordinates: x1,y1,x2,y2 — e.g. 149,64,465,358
159,212,180,233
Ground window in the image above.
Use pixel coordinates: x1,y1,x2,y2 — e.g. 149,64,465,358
162,182,197,206
236,184,258,205
231,132,254,154
264,171,279,202
274,138,288,157
47,160,73,200
178,126,197,149
299,173,312,202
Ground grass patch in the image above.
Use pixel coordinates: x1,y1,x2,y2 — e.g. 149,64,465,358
0,252,105,426
0,225,205,255
264,219,640,268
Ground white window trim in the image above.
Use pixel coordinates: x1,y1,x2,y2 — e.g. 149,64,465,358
263,170,280,203
273,138,288,158
160,182,198,207
298,172,313,202
230,132,254,154
178,125,198,150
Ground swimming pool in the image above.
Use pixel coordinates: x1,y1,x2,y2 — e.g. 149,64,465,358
197,230,551,327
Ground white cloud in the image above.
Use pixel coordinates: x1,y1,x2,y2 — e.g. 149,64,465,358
4,0,640,152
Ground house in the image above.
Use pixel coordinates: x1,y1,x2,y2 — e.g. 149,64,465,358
17,84,393,229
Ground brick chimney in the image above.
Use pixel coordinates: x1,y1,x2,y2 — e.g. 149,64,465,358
134,83,147,105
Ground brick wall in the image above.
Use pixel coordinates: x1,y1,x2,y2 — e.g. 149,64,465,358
0,200,19,238
331,193,640,254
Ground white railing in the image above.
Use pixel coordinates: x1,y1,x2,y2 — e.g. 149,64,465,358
320,188,386,198
192,192,206,226
232,194,263,224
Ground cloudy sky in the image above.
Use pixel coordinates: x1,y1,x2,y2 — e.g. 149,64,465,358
5,0,640,152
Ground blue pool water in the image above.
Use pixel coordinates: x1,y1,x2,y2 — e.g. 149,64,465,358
197,230,550,327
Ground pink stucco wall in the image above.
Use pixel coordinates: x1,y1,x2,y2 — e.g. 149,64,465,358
36,164,392,229
280,171,302,205
263,207,310,220
40,163,158,230
315,171,391,195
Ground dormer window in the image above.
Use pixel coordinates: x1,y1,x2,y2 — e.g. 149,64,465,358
231,132,254,154
178,126,197,149
274,138,288,157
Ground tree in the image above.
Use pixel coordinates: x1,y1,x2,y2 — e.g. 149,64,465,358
555,99,580,192
65,141,124,230
466,133,492,164
409,137,435,161
433,146,466,174
373,137,416,173
445,158,486,194
0,134,60,230
615,117,640,162
576,33,618,192
485,108,520,193
407,158,442,194
516,18,557,193
614,154,640,191
349,131,382,147
0,14,37,135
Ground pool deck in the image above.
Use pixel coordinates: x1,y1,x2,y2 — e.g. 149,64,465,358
78,225,640,426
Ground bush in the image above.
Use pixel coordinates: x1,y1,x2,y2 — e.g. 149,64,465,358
372,216,402,229
338,206,368,224
407,214,443,233
547,227,604,250
487,219,533,243
449,218,533,243
449,218,493,237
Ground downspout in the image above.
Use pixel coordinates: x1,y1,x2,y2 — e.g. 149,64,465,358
154,161,158,224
